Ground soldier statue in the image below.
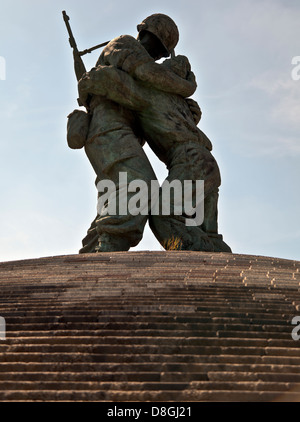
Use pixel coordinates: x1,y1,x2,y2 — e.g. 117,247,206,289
65,13,231,254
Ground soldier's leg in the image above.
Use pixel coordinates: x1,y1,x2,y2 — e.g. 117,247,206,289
79,217,98,254
149,143,215,251
95,152,157,251
81,127,157,253
201,189,232,253
149,142,231,252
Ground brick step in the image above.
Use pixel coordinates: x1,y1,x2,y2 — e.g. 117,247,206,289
2,297,294,310
2,310,291,320
0,288,283,295
3,308,292,317
3,301,292,310
0,389,298,402
208,372,300,382
88,389,300,402
2,296,290,305
0,297,294,306
1,309,295,324
0,278,241,284
2,315,295,328
2,312,294,325
1,293,292,302
3,303,291,312
0,380,299,393
0,371,299,384
0,301,297,313
2,320,297,334
0,279,291,287
0,355,299,381
0,371,204,383
2,333,296,344
217,331,292,339
0,345,299,362
0,287,259,292
1,275,293,286
3,331,294,344
2,318,296,334
5,282,298,290
0,285,295,293
0,307,294,321
1,362,300,374
2,352,298,365
0,336,298,349
2,309,297,320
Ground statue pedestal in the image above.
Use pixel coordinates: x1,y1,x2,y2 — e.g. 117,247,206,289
0,251,299,401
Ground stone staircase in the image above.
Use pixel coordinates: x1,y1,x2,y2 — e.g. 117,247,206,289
0,251,300,401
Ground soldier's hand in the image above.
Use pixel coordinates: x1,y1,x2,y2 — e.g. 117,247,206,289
186,98,202,125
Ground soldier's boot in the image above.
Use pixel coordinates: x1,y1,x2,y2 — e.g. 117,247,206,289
202,191,232,253
207,232,232,253
95,233,131,252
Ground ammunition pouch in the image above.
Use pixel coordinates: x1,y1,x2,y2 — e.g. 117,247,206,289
67,109,90,149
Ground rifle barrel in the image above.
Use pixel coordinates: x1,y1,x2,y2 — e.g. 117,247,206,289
62,11,78,50
79,41,110,56
62,10,86,84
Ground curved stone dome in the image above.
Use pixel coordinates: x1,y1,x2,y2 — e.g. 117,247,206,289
0,251,299,401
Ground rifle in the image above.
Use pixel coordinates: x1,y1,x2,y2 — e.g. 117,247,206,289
62,11,110,105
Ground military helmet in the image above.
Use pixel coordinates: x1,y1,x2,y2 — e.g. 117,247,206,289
137,13,179,57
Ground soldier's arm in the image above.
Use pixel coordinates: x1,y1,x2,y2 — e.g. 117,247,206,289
132,61,197,98
99,36,197,98
186,98,202,125
78,65,149,110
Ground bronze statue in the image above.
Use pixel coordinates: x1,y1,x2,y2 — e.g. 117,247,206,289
64,12,231,253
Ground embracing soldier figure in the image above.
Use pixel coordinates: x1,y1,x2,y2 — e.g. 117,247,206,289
66,13,231,254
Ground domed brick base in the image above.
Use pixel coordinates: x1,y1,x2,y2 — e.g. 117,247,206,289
0,251,300,401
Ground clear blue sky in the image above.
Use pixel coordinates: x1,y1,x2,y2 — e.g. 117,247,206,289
0,0,299,262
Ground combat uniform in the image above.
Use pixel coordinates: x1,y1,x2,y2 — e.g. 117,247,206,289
77,34,231,253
